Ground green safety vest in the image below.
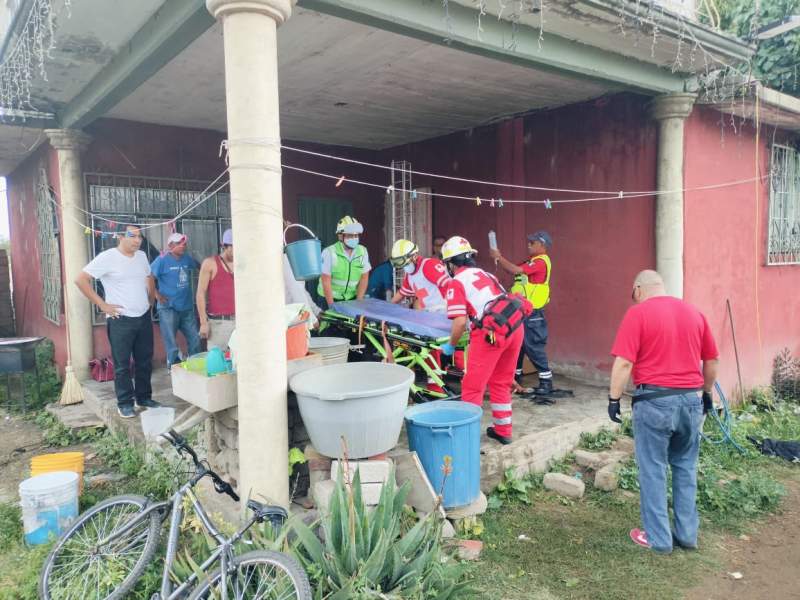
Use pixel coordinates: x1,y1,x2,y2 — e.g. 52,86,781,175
510,254,551,309
318,241,367,301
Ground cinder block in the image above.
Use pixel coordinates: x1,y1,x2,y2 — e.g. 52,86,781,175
394,451,446,518
543,472,585,498
312,479,337,515
330,459,391,484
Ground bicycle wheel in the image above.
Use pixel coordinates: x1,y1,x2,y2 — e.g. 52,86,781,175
187,550,312,600
39,494,161,600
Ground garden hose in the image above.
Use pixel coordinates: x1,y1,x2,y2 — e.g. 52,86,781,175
700,382,746,454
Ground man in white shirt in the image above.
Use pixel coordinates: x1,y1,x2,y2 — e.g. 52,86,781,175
76,224,161,418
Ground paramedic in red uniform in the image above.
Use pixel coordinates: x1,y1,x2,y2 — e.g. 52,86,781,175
389,239,449,313
608,270,718,553
439,236,524,445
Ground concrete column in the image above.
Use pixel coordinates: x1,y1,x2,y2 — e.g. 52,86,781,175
649,93,696,298
45,129,93,379
207,0,294,508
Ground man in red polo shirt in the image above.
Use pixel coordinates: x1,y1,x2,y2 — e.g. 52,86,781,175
608,270,718,554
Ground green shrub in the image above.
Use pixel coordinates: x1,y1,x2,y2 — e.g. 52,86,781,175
578,428,618,451
291,468,469,599
489,468,541,509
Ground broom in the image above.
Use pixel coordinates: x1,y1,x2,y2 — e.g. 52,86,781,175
57,190,84,406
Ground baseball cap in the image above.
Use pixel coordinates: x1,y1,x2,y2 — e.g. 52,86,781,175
222,229,233,245
527,230,553,247
167,232,187,246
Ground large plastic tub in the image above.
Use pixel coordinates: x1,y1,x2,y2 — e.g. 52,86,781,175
19,471,79,545
290,362,413,458
30,452,85,493
308,337,349,365
405,401,482,509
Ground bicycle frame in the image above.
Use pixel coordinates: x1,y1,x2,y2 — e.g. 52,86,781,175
96,479,259,600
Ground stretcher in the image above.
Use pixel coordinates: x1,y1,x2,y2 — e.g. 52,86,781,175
319,298,467,402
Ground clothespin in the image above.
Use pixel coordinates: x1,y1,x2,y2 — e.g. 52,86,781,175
618,191,624,199
498,198,504,208
544,198,553,209
335,175,346,188
84,227,91,235
386,185,394,195
475,197,482,206
411,189,418,200
490,198,495,207
108,220,116,228
94,230,101,238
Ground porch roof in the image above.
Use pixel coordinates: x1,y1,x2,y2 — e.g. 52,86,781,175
0,0,755,173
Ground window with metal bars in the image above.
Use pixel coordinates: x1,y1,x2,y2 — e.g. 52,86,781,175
84,173,231,324
768,144,800,265
35,167,63,324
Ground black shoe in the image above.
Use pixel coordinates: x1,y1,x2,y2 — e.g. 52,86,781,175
118,405,136,419
486,426,512,445
531,378,554,396
135,398,162,409
672,534,698,551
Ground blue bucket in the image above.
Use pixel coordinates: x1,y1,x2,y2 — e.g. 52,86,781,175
405,401,482,509
284,224,322,281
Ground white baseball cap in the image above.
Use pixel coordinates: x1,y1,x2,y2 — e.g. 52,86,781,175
167,232,187,246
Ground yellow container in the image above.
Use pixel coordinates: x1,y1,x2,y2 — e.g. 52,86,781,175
31,452,85,492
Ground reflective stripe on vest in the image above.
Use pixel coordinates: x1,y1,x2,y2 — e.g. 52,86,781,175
509,254,551,309
317,241,366,301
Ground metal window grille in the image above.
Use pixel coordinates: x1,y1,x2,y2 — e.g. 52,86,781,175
35,168,63,325
84,173,230,324
389,160,413,293
768,145,800,265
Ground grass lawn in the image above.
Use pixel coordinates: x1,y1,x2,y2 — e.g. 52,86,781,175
470,403,800,600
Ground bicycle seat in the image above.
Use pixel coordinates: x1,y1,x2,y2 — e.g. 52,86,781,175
247,500,288,524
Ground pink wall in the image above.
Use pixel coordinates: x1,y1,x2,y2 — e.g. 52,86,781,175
7,146,68,369
383,94,658,377
683,106,800,395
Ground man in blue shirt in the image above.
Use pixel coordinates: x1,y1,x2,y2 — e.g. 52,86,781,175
367,259,394,301
150,232,202,367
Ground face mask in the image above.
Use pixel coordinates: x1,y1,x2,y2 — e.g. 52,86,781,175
344,237,359,249
403,263,415,274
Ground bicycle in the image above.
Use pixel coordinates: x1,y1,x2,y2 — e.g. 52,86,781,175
39,429,312,600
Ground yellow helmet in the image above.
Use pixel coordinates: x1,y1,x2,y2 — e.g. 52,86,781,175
441,236,476,261
390,239,419,268
336,215,363,235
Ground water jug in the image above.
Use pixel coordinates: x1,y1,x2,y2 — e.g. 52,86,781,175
206,347,228,376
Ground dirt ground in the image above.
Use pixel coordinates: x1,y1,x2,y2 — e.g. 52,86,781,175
684,480,800,600
0,410,93,503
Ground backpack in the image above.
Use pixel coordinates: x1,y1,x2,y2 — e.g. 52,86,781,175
472,293,533,343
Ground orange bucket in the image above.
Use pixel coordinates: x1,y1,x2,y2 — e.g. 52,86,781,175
286,320,309,360
31,452,85,493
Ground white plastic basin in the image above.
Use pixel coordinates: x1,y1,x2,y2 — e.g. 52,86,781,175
140,407,175,440
289,362,413,459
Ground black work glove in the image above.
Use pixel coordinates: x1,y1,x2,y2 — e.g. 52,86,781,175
608,397,622,423
702,391,713,415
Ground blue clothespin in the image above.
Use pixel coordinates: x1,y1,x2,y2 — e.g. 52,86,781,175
544,198,553,209
411,189,418,200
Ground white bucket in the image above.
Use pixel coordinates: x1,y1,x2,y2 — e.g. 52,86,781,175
19,471,79,545
308,337,350,365
141,407,175,440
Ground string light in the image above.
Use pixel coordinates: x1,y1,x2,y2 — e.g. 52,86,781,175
0,0,71,118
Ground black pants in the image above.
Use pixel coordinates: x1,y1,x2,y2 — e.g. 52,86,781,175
516,308,552,378
107,313,154,408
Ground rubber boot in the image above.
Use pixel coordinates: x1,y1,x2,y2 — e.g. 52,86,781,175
531,377,553,396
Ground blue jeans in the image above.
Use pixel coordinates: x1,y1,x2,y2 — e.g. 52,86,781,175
157,307,201,367
633,392,703,552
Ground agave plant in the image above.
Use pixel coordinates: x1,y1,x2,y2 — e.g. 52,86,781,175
290,467,469,599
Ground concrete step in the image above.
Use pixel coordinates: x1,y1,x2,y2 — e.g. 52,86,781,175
81,369,192,444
